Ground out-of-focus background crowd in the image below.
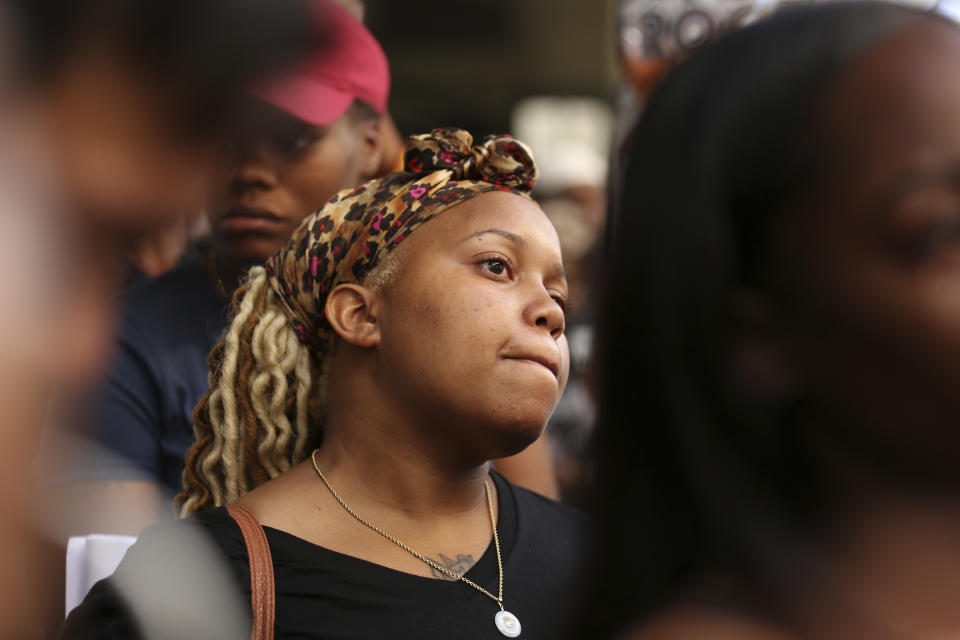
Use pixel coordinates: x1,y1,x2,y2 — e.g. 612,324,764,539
0,0,958,637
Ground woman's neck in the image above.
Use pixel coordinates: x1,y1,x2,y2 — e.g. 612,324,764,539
314,419,492,520
204,247,246,296
316,349,499,519
783,448,960,639
808,489,960,639
235,351,501,581
239,419,499,583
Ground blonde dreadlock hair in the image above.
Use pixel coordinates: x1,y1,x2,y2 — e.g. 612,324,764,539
177,127,539,515
178,266,321,515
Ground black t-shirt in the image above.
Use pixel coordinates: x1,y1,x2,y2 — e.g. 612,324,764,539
72,258,228,494
60,471,587,640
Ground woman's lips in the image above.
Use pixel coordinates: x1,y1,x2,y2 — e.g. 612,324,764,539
503,354,561,379
218,207,288,235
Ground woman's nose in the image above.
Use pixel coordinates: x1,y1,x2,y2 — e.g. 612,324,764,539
525,286,565,339
229,146,281,193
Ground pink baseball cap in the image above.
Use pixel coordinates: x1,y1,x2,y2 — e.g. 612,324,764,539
252,0,390,126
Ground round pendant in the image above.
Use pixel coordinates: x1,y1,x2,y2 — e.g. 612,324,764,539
495,610,521,637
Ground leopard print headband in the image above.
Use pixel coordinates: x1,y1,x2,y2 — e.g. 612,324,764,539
263,127,539,354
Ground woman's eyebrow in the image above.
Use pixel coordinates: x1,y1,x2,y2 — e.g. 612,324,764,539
457,228,527,247
553,263,568,284
873,162,960,218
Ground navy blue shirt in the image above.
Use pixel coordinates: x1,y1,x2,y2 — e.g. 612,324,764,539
77,258,228,494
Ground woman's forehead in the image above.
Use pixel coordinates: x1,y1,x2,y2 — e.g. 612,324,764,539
419,191,560,250
806,23,960,216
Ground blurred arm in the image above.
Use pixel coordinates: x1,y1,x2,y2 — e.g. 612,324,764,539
47,479,171,538
48,313,175,537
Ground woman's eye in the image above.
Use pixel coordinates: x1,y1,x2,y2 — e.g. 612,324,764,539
288,133,319,153
292,136,312,150
552,295,568,312
484,259,507,276
899,214,960,260
272,127,325,155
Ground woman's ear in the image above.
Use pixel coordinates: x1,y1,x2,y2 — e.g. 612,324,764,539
356,117,384,181
324,283,381,348
728,288,802,402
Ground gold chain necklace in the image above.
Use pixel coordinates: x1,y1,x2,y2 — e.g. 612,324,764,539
310,449,522,637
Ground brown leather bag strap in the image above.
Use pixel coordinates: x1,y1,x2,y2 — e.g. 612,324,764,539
227,504,275,640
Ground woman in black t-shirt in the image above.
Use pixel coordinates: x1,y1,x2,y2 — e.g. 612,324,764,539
61,128,584,640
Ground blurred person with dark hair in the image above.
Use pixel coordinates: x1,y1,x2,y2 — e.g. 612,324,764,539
62,128,585,640
49,0,392,538
0,0,321,635
583,3,960,639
